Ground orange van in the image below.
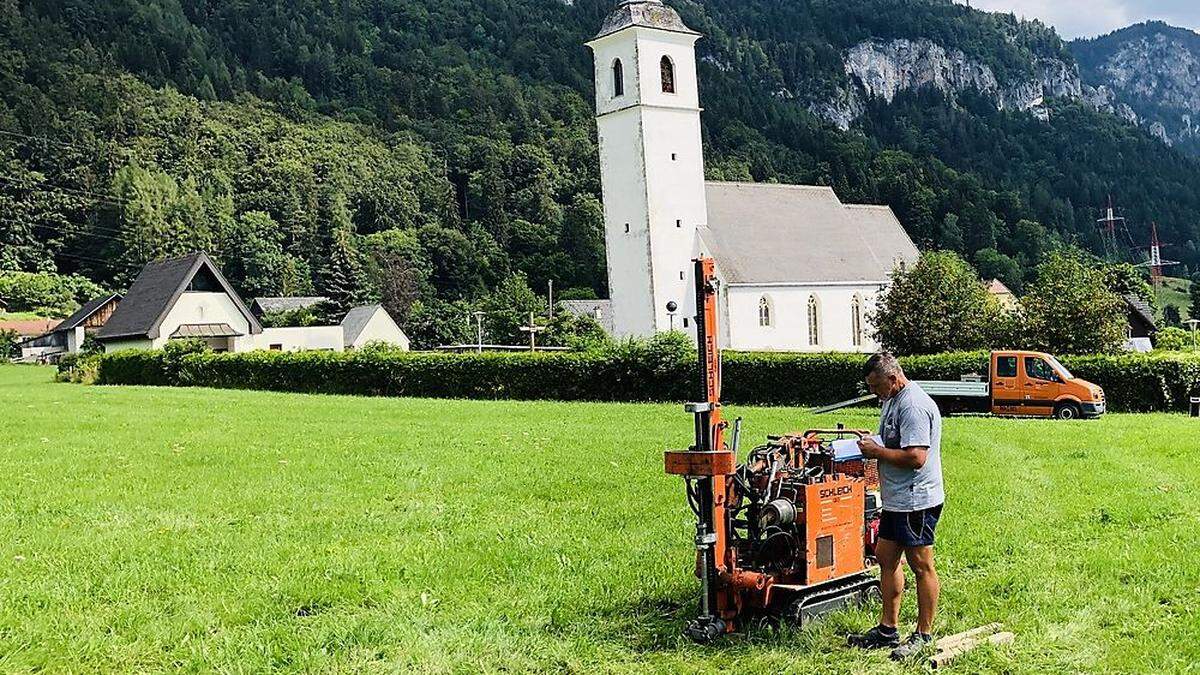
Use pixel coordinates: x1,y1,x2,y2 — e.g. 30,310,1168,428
916,350,1106,419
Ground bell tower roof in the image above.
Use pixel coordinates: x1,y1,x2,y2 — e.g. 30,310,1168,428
593,0,698,40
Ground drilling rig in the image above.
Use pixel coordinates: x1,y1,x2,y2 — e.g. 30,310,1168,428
665,257,883,643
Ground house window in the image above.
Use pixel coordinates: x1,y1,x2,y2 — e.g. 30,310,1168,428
676,219,682,228
269,344,283,351
758,295,772,327
851,294,864,347
660,56,675,93
807,295,821,346
679,271,684,280
612,59,624,97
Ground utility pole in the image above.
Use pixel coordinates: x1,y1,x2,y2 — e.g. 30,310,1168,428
519,311,546,352
1096,195,1124,261
548,280,554,321
473,311,486,353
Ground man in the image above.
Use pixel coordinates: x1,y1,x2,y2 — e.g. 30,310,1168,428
848,352,944,661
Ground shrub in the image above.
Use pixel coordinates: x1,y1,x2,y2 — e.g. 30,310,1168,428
1154,327,1193,352
90,346,1200,413
0,329,18,359
0,271,105,317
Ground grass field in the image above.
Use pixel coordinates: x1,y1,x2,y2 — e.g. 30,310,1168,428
1,366,1198,673
1159,276,1193,321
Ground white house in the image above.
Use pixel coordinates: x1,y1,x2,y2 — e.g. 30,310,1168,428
17,293,121,363
96,252,408,353
341,304,410,350
585,1,919,352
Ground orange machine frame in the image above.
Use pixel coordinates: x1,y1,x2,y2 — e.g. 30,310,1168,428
666,257,878,639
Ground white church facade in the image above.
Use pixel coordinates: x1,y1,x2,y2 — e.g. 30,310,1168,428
584,1,918,353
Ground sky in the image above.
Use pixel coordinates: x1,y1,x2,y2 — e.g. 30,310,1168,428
954,0,1200,39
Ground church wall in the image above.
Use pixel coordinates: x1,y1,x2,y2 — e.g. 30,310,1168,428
725,284,884,353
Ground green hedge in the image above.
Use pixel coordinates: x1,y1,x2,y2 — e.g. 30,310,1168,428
92,348,1200,413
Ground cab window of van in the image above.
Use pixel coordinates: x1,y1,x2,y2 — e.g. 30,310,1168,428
1046,355,1073,379
996,356,1018,378
1025,357,1059,382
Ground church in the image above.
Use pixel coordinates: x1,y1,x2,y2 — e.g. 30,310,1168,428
582,1,919,353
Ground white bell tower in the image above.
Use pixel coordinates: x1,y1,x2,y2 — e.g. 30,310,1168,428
587,0,708,338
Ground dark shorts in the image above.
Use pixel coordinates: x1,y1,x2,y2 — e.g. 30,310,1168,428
879,504,943,547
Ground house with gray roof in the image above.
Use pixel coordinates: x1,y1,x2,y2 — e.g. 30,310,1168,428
96,252,408,354
16,293,121,363
341,304,409,350
558,299,615,334
249,296,330,318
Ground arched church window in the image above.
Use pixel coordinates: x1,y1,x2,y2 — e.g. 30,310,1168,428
660,56,675,93
807,295,821,347
612,59,624,97
851,294,863,347
758,295,772,327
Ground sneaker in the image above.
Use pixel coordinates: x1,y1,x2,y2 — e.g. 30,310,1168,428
847,625,901,650
889,632,934,661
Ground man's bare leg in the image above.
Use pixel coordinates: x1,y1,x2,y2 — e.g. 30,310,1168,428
905,545,939,634
876,538,904,628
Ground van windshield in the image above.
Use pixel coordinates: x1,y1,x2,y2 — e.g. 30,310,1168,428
1047,355,1073,380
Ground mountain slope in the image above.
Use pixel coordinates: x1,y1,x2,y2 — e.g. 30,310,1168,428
2,0,1199,309
1072,21,1200,156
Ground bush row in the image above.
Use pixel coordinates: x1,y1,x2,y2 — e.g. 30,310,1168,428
92,347,1200,413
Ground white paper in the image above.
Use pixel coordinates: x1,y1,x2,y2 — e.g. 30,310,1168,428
831,435,882,460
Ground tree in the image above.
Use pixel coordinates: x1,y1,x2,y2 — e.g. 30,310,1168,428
543,309,610,351
404,299,473,350
973,248,1023,293
481,272,547,345
870,251,1004,355
1163,305,1182,328
319,227,369,318
1190,274,1200,320
220,211,286,298
1021,251,1127,354
362,229,432,323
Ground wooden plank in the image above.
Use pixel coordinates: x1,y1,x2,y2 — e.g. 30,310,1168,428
934,622,1002,651
930,630,1014,669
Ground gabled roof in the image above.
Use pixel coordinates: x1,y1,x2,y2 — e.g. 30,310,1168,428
559,299,615,334
0,319,59,338
1122,294,1157,331
986,279,1014,296
55,293,122,332
341,304,403,347
250,296,329,316
700,182,920,285
97,252,262,340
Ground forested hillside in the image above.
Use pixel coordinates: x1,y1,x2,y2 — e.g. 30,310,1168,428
3,0,1200,342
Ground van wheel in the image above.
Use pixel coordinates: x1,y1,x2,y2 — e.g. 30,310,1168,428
1054,402,1081,420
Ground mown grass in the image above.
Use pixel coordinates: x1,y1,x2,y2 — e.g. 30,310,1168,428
1,365,1198,673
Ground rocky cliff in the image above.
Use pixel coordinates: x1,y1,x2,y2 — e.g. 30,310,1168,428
1072,22,1200,154
814,37,1136,131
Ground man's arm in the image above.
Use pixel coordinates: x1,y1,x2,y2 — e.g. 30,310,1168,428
857,438,928,469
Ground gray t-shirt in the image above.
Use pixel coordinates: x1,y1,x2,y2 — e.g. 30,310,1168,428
877,381,944,511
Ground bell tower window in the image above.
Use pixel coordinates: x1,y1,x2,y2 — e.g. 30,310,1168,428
612,59,625,97
660,56,676,93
